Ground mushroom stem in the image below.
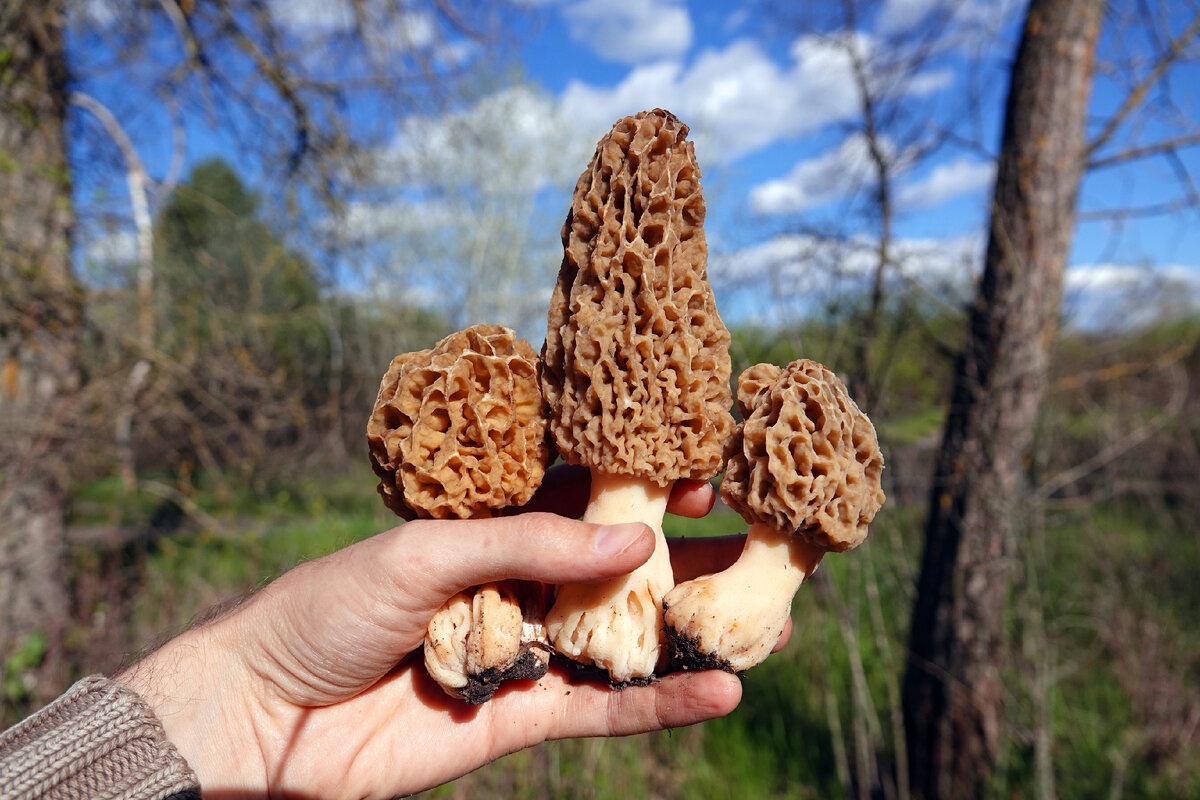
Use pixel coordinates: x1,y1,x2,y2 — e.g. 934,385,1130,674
663,521,825,673
425,579,550,704
545,471,674,683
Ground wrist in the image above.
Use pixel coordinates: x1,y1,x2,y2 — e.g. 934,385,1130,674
116,619,270,797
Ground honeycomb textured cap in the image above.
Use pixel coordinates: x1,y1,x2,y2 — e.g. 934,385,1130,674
720,360,885,552
542,109,734,485
367,325,551,520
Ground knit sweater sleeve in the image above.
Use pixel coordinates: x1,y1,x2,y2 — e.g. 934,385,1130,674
0,675,201,800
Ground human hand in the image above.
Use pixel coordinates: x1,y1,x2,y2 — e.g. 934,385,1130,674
117,469,766,799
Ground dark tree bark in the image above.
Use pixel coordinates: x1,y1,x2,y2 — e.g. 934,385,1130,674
902,1,1104,797
0,0,79,711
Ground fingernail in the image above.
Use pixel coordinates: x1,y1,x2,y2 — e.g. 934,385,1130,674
593,523,647,555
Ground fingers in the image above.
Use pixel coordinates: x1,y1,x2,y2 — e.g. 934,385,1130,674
511,464,590,517
773,617,793,653
666,534,747,582
514,465,715,520
481,667,741,759
564,671,742,739
667,479,716,518
390,513,656,607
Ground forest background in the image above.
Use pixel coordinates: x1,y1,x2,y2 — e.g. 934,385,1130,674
2,1,1199,798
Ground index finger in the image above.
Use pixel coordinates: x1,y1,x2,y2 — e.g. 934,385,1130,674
666,534,747,582
509,463,590,517
513,465,716,520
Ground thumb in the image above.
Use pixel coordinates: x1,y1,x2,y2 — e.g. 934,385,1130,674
391,512,656,608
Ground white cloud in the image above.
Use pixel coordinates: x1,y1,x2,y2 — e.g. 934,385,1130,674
379,85,586,195
878,0,1024,37
268,0,355,32
707,231,984,324
336,86,580,338
558,61,684,152
896,157,995,209
562,0,693,64
750,134,888,214
332,198,458,245
559,34,950,166
267,0,456,66
84,229,138,266
1064,263,1200,328
343,29,957,219
877,0,943,34
710,231,982,293
709,231,1200,330
76,0,122,27
751,146,991,217
1065,263,1200,296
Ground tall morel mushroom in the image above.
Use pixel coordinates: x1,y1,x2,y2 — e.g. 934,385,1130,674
367,324,553,703
663,359,885,673
541,109,734,683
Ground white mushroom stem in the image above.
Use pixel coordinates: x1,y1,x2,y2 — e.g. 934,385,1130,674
425,580,541,701
663,521,825,673
425,590,473,692
545,471,674,683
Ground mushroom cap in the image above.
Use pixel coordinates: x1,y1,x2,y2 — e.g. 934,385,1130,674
720,360,885,552
367,325,551,520
542,109,734,485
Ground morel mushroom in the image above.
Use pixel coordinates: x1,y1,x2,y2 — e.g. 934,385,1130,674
367,324,553,703
663,360,885,673
541,109,735,683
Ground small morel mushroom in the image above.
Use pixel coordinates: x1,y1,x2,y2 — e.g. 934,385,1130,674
423,581,551,704
366,324,553,703
541,109,734,683
663,360,885,673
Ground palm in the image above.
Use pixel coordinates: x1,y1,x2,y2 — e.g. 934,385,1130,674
254,645,737,798
239,515,749,799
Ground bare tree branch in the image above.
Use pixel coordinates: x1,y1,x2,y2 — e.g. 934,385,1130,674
1077,196,1196,221
1087,10,1200,157
1087,131,1200,169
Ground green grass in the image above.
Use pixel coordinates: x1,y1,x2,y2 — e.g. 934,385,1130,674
662,507,742,539
132,510,386,636
876,405,946,446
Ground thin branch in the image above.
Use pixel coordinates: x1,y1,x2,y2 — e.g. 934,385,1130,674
1038,364,1188,499
1166,147,1200,208
157,0,217,121
158,0,202,67
1077,196,1196,221
217,3,314,176
140,479,230,535
1087,10,1200,156
1087,130,1200,169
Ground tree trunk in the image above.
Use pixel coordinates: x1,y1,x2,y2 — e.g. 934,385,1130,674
901,1,1103,797
0,0,78,714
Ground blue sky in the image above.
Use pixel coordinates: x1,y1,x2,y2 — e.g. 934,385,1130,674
506,0,1200,328
74,0,1200,338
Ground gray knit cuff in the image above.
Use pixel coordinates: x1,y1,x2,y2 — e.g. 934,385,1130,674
0,675,200,800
